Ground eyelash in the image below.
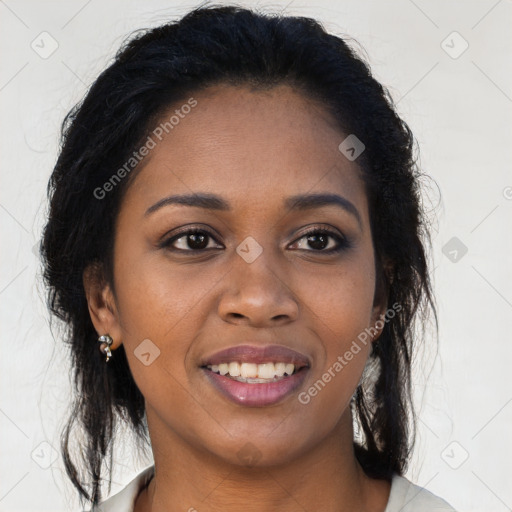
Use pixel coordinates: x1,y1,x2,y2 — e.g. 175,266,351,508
160,225,351,254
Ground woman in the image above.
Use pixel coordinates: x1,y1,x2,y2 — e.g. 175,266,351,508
41,5,457,511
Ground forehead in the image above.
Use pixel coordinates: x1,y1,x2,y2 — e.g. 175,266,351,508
122,84,368,223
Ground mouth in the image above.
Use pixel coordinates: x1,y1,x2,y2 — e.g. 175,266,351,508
200,344,310,407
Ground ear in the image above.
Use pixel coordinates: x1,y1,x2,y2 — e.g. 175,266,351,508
369,259,394,342
83,262,123,350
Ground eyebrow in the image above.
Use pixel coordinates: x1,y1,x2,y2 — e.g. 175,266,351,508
284,193,362,230
145,192,362,230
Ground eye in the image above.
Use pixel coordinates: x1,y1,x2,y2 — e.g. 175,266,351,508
160,225,351,254
161,228,223,252
289,227,351,253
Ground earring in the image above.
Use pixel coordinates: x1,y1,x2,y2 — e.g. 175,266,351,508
98,334,114,362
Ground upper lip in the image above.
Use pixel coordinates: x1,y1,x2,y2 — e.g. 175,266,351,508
200,344,311,369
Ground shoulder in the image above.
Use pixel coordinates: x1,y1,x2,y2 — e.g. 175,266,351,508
84,465,155,512
385,474,457,512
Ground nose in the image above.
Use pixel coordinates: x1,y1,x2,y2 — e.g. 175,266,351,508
217,250,299,327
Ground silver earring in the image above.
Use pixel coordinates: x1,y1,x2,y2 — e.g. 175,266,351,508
98,334,114,362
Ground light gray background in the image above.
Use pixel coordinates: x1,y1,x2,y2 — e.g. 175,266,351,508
1,1,511,511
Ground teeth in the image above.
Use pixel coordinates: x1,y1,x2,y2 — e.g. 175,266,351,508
228,362,241,377
274,362,286,377
258,363,275,379
240,362,258,378
206,361,299,380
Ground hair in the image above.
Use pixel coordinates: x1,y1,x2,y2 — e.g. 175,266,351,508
41,3,438,507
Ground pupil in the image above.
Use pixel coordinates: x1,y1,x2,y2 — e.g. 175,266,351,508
189,233,208,249
308,233,327,250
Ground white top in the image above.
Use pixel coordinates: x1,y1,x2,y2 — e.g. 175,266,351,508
88,464,456,512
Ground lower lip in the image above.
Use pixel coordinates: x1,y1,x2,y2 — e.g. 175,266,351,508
202,367,309,407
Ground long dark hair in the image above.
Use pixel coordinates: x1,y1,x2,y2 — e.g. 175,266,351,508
41,4,438,506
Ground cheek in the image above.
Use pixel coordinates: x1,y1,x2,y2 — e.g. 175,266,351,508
112,250,228,388
114,249,217,335
112,258,210,418
295,254,375,413
300,254,376,344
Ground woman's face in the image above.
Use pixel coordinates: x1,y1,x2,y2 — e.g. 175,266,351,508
91,84,388,467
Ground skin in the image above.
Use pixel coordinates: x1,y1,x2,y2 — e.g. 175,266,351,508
84,84,392,512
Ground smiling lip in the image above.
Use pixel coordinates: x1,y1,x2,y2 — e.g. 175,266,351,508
200,344,310,407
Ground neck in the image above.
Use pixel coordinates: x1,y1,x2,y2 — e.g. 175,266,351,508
135,408,390,512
